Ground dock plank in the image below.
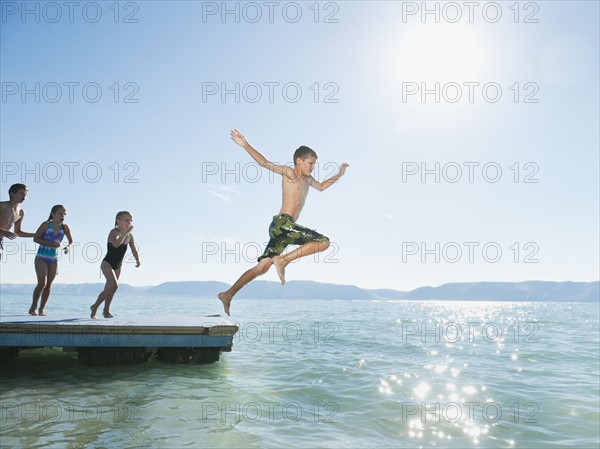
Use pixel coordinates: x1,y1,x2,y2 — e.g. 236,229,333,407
0,314,239,348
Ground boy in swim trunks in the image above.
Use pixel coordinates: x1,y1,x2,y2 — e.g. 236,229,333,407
0,184,35,257
218,129,349,316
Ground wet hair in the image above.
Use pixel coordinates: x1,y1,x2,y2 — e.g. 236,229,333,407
47,205,66,221
8,183,28,198
115,211,132,226
293,146,318,166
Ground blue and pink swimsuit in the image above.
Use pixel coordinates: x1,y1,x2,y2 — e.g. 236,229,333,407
36,222,65,264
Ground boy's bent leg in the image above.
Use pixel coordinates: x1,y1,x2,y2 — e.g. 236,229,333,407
270,218,330,285
219,258,273,316
273,240,330,285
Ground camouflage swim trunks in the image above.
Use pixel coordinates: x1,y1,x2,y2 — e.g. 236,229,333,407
257,214,329,262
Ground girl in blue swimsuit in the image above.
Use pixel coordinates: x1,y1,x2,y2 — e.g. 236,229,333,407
29,205,74,316
90,211,141,319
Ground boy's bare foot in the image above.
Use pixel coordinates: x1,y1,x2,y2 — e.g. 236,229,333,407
218,292,232,316
28,308,37,316
272,256,286,285
90,305,98,319
38,310,47,316
102,311,114,318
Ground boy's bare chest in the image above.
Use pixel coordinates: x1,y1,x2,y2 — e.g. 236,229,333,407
0,204,20,226
283,177,310,197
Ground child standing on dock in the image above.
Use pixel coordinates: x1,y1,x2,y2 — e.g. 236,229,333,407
90,211,140,319
218,129,349,316
0,183,36,257
29,205,74,316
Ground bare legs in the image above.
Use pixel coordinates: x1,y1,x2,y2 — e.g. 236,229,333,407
218,240,330,316
90,261,121,319
219,258,272,316
29,258,57,316
272,240,330,285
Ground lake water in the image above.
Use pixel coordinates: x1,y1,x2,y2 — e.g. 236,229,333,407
1,294,599,448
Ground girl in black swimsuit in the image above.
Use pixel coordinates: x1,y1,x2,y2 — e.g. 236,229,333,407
90,211,141,319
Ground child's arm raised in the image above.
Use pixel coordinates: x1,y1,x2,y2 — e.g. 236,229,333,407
311,163,349,192
108,225,133,248
230,129,295,180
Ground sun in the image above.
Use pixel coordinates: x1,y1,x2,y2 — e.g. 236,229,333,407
397,23,485,82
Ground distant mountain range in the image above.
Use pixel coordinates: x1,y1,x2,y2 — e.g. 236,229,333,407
0,280,598,302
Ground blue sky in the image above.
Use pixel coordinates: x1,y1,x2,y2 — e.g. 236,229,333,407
1,1,598,290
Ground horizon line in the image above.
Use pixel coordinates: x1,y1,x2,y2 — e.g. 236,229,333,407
1,279,599,291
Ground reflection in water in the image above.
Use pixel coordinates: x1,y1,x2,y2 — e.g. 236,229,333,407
1,297,598,448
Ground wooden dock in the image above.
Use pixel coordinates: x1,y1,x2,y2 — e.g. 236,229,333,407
0,314,239,365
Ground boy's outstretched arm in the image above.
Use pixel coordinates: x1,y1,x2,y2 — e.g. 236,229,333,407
311,163,349,191
14,211,35,238
0,228,18,239
230,129,294,179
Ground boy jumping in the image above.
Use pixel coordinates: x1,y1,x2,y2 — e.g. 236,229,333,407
218,129,349,316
